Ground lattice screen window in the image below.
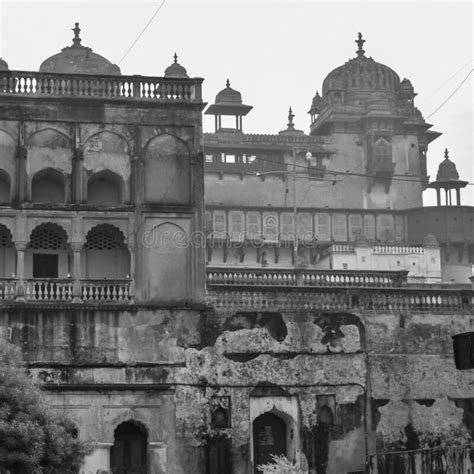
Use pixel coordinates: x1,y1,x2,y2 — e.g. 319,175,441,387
86,226,124,250
0,227,12,247
30,226,67,249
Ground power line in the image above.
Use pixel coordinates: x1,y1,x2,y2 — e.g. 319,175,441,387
418,58,473,102
117,0,167,66
425,68,473,119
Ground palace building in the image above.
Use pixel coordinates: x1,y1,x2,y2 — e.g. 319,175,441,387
0,25,473,474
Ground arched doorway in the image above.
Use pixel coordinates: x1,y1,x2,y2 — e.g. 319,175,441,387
110,421,147,474
253,412,287,473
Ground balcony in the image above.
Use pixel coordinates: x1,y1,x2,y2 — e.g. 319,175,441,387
0,278,133,304
207,267,408,288
0,70,202,103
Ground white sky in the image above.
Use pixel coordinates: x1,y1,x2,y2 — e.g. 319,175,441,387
0,0,472,206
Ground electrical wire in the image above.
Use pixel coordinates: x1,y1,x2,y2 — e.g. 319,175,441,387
117,0,167,65
425,69,473,119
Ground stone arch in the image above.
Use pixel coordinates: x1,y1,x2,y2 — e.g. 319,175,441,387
87,169,124,206
26,222,70,279
31,167,67,203
83,223,130,279
0,169,11,202
26,127,71,147
143,221,188,302
143,133,191,204
83,130,131,155
110,420,148,474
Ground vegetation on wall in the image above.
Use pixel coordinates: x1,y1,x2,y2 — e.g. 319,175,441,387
0,342,91,473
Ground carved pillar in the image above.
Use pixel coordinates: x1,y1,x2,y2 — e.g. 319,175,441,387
71,242,83,302
128,243,135,301
73,146,84,203
15,242,27,300
456,188,461,206
436,188,441,206
15,145,27,202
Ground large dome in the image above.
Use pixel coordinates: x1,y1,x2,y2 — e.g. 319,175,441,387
322,33,400,97
39,23,121,76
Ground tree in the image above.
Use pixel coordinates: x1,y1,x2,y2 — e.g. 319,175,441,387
0,342,91,473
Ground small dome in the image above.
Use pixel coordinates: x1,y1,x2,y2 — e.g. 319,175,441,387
436,148,459,181
0,58,9,71
164,53,188,78
321,33,400,97
39,23,121,75
400,78,414,92
215,79,242,105
308,91,323,114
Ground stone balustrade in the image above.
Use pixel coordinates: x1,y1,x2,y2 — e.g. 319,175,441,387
372,245,425,254
81,279,133,303
207,287,474,312
25,279,73,302
207,268,408,288
0,70,202,103
0,278,17,300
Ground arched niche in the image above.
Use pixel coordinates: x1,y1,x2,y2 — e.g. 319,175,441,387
26,128,73,181
110,420,148,474
31,168,66,204
87,170,123,206
0,224,15,277
83,224,130,279
143,134,190,205
83,131,131,201
0,169,11,203
26,222,69,278
142,221,188,302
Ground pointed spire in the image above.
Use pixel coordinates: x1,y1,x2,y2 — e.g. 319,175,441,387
355,32,365,57
173,52,178,63
444,148,449,160
287,106,295,130
72,22,82,47
226,79,230,88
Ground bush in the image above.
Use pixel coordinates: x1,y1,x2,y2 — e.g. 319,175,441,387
0,343,91,473
257,454,308,474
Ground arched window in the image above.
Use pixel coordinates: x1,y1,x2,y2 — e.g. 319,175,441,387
0,224,14,278
32,168,66,204
110,421,147,474
0,170,11,203
84,224,129,279
28,223,69,279
87,170,123,206
374,137,392,162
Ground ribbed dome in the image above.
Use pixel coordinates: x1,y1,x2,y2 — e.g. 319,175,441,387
215,79,242,104
164,53,188,78
322,33,400,97
39,23,121,76
436,149,459,181
0,58,9,71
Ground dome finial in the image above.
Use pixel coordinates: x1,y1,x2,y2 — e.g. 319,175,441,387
287,106,295,130
72,22,82,47
226,79,230,88
173,52,178,63
355,32,365,57
444,148,449,160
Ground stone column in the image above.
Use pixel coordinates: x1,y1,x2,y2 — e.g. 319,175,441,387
456,188,461,206
80,442,113,473
149,442,167,473
71,242,83,303
127,243,135,302
15,145,27,202
14,242,27,301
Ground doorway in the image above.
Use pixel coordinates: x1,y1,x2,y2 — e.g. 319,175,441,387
33,253,58,278
110,421,147,474
253,412,287,473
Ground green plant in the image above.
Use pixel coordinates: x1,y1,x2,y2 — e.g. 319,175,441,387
257,454,308,474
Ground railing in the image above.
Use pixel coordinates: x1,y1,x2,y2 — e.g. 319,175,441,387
203,131,333,144
372,245,424,254
207,287,474,312
81,279,133,302
0,70,202,103
25,279,73,301
207,268,408,288
0,278,16,300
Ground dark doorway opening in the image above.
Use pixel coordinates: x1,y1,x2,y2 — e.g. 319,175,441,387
110,421,147,474
33,253,58,278
253,412,287,473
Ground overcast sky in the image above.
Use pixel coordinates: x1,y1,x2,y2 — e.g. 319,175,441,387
0,0,472,205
